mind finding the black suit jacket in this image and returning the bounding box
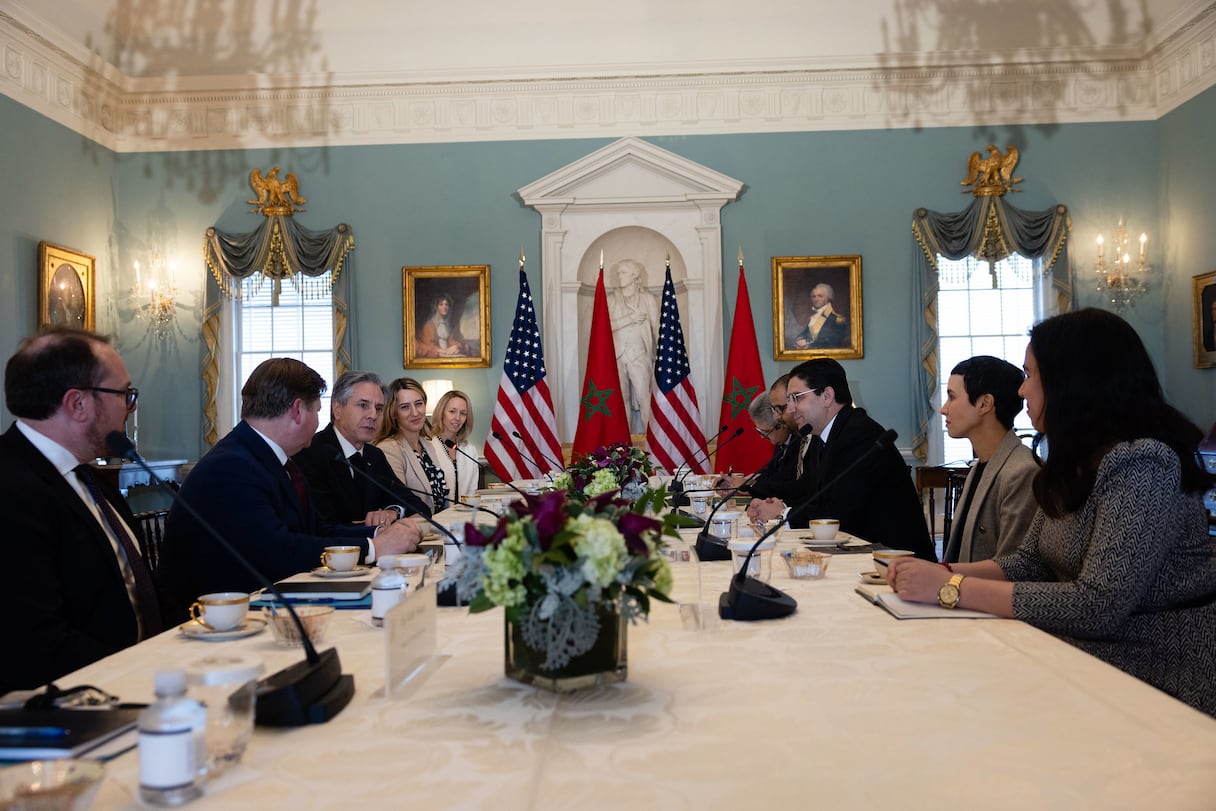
[747,434,804,501]
[787,406,935,560]
[0,424,143,693]
[159,421,372,620]
[291,424,430,525]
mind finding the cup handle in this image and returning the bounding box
[320,552,330,568]
[188,602,214,630]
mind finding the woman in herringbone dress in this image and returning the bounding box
[888,309,1216,715]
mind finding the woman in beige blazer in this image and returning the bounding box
[375,378,448,514]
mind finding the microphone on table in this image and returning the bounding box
[492,431,555,481]
[105,431,352,727]
[692,472,763,562]
[719,428,898,622]
[672,427,746,516]
[669,424,728,508]
[510,430,565,477]
[334,450,474,606]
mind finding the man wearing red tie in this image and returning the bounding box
[1,328,161,693]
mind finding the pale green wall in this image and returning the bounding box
[3,90,1212,461]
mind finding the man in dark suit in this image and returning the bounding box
[748,358,935,560]
[793,283,848,349]
[292,370,430,525]
[2,328,162,693]
[160,359,421,619]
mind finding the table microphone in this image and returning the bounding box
[669,424,728,507]
[104,432,353,727]
[692,473,761,561]
[492,431,555,480]
[510,430,565,476]
[719,428,898,622]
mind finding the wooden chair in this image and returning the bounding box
[131,509,169,574]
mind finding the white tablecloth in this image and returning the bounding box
[64,535,1216,810]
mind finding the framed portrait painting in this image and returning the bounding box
[403,265,491,369]
[1194,270,1216,369]
[772,255,863,360]
[38,241,95,331]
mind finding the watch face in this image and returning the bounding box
[939,584,960,606]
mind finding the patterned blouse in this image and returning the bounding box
[416,446,449,511]
[996,439,1216,716]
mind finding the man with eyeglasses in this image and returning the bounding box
[1,328,162,693]
[747,358,935,560]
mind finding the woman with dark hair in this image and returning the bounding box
[888,308,1216,715]
[374,378,449,513]
[416,294,470,358]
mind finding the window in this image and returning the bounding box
[935,254,1038,464]
[227,273,335,428]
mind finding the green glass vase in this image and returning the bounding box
[504,606,627,691]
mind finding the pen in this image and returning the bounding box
[0,726,69,738]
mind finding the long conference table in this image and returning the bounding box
[62,522,1216,810]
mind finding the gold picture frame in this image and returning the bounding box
[772,255,863,360]
[1194,270,1216,369]
[38,241,95,332]
[403,265,491,368]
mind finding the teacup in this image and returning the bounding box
[461,495,482,511]
[321,545,361,572]
[189,592,250,631]
[809,518,840,541]
[871,549,915,582]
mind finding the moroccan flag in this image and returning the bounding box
[484,268,565,481]
[715,265,770,473]
[572,269,631,455]
[645,266,707,474]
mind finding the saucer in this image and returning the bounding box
[178,616,267,642]
[310,566,369,578]
[858,571,888,586]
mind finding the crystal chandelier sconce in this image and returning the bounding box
[1095,219,1149,313]
[132,255,178,339]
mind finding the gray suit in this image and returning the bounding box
[944,430,1039,563]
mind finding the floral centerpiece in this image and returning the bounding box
[551,442,655,502]
[442,487,679,690]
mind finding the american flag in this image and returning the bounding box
[485,268,564,481]
[645,266,708,474]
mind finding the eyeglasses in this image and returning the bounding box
[81,386,139,411]
[786,388,822,405]
[754,425,776,438]
[770,403,787,414]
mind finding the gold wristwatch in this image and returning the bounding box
[938,573,965,609]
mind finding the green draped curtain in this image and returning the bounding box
[910,196,1072,462]
[200,216,356,447]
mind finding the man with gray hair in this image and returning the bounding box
[794,283,848,349]
[292,370,430,526]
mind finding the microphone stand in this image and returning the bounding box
[491,431,555,481]
[510,430,565,477]
[105,432,353,727]
[693,474,760,561]
[719,428,898,622]
[672,427,745,526]
[669,424,728,510]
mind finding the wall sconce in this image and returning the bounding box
[1095,219,1149,313]
[422,379,453,417]
[131,254,178,339]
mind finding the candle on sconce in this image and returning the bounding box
[1139,233,1147,259]
[1096,235,1104,260]
[134,260,141,284]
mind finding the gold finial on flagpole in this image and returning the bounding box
[519,249,525,268]
[599,249,604,270]
[738,247,744,267]
[665,253,670,268]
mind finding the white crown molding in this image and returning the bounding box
[3,8,1216,153]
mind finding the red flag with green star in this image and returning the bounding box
[715,265,770,473]
[572,269,631,455]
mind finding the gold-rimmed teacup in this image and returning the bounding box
[320,546,361,572]
[189,592,250,631]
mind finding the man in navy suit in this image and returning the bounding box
[292,371,430,527]
[160,358,421,619]
[2,328,161,693]
[747,358,935,560]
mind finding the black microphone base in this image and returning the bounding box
[694,531,732,562]
[718,576,797,621]
[255,647,355,727]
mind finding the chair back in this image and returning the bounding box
[132,509,169,573]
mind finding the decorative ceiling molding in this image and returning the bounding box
[3,8,1215,153]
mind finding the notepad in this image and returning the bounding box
[0,707,141,760]
[273,572,374,600]
[854,585,999,620]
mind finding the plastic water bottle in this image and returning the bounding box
[139,669,207,806]
[371,555,406,626]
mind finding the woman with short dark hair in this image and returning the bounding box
[888,308,1216,715]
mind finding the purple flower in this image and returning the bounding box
[464,519,507,548]
[617,512,661,555]
[529,491,568,548]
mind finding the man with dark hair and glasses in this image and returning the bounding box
[748,358,935,560]
[1,327,162,693]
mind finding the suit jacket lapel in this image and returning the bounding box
[235,421,312,530]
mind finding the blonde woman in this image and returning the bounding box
[426,389,480,503]
[374,378,448,514]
